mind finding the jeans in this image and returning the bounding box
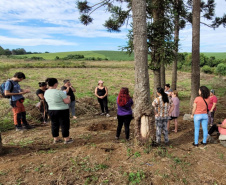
[69,100,76,117]
[155,118,169,143]
[194,114,208,144]
[98,97,109,113]
[116,115,132,139]
[208,111,215,125]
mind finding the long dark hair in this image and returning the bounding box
[117,87,131,107]
[199,86,210,99]
[157,87,169,103]
[45,78,58,87]
[38,82,47,87]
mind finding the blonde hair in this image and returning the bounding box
[173,90,178,97]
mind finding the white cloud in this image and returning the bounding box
[0,36,76,46]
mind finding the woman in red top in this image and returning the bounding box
[191,86,210,146]
[208,89,218,126]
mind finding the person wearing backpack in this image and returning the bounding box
[4,72,32,131]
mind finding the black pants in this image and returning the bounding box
[48,109,70,138]
[116,114,132,139]
[208,124,219,135]
[98,97,109,113]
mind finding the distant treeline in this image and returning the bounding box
[178,52,226,76]
[0,46,49,56]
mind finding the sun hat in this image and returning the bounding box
[98,80,104,84]
[210,89,215,94]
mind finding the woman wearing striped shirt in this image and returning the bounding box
[152,87,174,145]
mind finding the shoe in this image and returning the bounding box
[106,114,110,117]
[192,142,198,147]
[200,141,207,146]
[100,113,105,116]
[64,138,74,144]
[53,139,63,144]
[115,136,119,140]
[16,127,23,131]
[23,124,33,129]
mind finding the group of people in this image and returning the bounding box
[3,72,226,146]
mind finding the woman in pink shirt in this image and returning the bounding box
[207,119,226,142]
[208,89,218,126]
[168,90,180,132]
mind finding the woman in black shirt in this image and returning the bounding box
[95,80,110,117]
[36,82,48,123]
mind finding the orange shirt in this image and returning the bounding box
[194,96,210,114]
[219,119,226,135]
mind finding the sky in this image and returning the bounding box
[0,0,225,53]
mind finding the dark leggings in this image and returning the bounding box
[48,109,70,138]
[208,124,219,135]
[98,97,109,113]
[116,114,132,139]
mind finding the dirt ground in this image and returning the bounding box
[0,97,226,185]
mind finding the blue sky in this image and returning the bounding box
[0,0,225,53]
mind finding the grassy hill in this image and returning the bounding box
[14,50,226,61]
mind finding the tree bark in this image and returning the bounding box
[190,0,200,107]
[171,0,179,91]
[160,63,165,88]
[132,0,155,144]
[0,132,2,155]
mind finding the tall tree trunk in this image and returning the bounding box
[0,132,2,155]
[171,0,179,91]
[160,63,165,88]
[152,0,161,97]
[132,0,154,144]
[190,0,200,107]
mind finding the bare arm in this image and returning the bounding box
[103,87,108,97]
[210,103,217,112]
[63,96,71,104]
[70,86,76,92]
[38,93,45,100]
[168,103,174,115]
[191,103,197,119]
[5,89,30,96]
[217,124,226,129]
[94,87,99,98]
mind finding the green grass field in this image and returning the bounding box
[12,50,226,61]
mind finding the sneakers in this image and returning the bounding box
[100,113,105,116]
[192,142,198,147]
[53,139,63,144]
[16,126,23,131]
[115,136,119,140]
[106,114,110,117]
[23,124,33,130]
[64,138,74,144]
[200,141,207,146]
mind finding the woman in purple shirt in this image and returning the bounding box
[116,87,133,141]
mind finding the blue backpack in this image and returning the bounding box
[0,80,14,98]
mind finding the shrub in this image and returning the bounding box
[202,65,214,74]
[30,56,45,61]
[215,63,226,76]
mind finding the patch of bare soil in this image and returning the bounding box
[0,97,226,185]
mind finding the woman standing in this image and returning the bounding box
[116,88,133,141]
[208,89,218,126]
[44,78,73,144]
[36,82,48,123]
[167,90,180,132]
[191,86,210,146]
[61,79,77,119]
[95,80,110,117]
[152,87,174,145]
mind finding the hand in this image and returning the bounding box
[24,89,31,93]
[191,115,194,119]
[67,96,71,99]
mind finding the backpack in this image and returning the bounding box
[0,80,14,98]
